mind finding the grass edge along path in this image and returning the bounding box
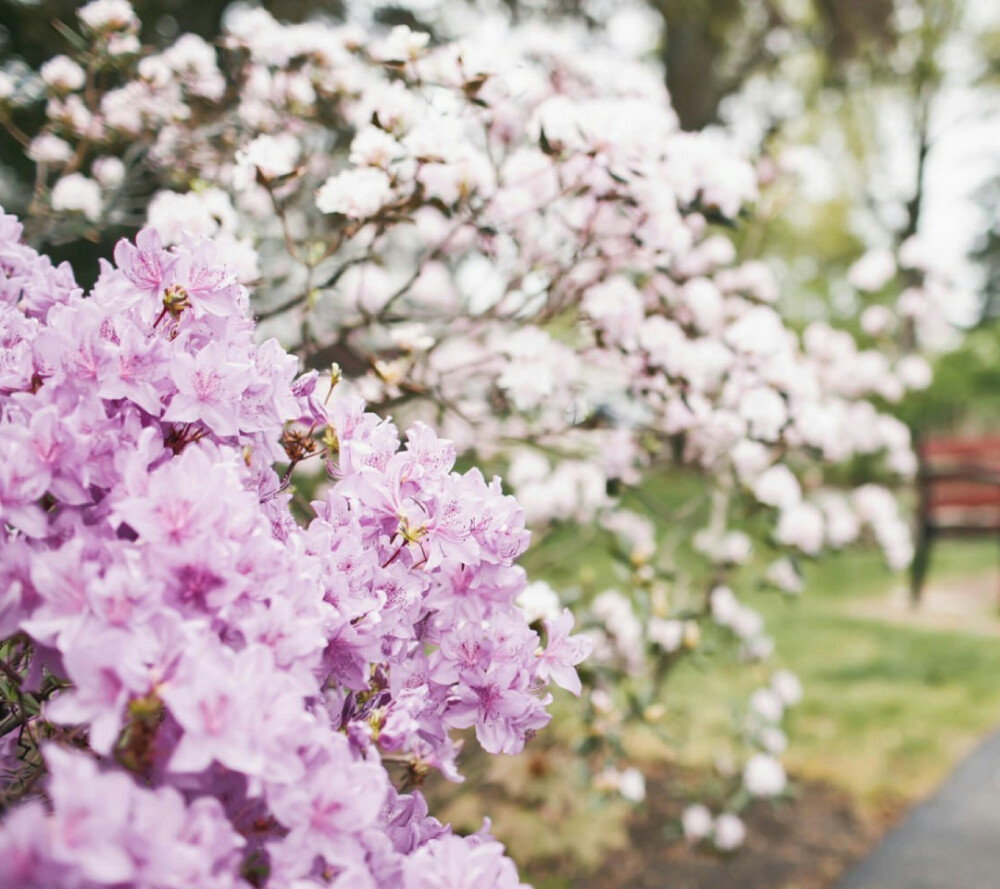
[657,539,1000,816]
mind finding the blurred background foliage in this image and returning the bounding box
[3,0,996,437]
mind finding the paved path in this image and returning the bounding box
[837,728,1000,889]
[850,573,1000,638]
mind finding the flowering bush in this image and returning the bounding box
[0,0,948,858]
[0,212,589,887]
[7,3,924,532]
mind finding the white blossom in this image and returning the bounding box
[682,804,713,841]
[78,0,138,32]
[766,558,803,594]
[849,248,897,292]
[647,618,684,653]
[50,174,102,221]
[316,168,393,218]
[618,768,646,803]
[28,134,73,165]
[236,134,301,184]
[775,502,825,555]
[753,465,802,510]
[748,688,784,724]
[516,581,562,625]
[713,813,746,851]
[743,753,786,797]
[771,670,803,706]
[92,156,126,188]
[897,355,932,390]
[40,55,86,92]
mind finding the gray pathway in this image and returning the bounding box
[837,728,1000,889]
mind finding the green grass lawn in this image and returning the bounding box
[751,539,1000,810]
[590,533,999,813]
[524,471,1000,815]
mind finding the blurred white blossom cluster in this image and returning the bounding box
[681,669,803,852]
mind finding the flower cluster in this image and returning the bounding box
[0,213,587,887]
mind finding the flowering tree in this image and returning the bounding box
[0,0,945,857]
[0,212,590,886]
